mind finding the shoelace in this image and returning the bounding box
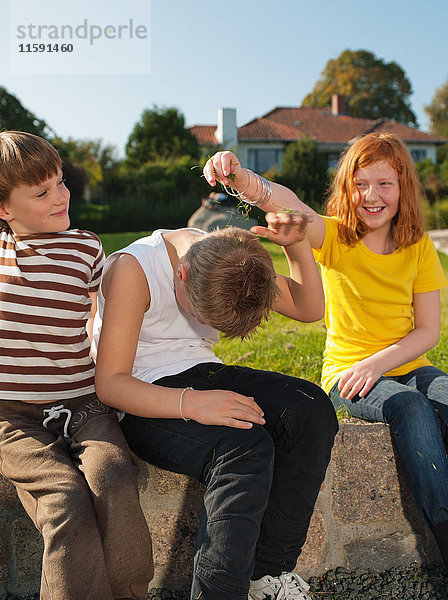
[277,572,311,599]
[43,404,73,438]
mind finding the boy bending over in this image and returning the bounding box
[93,215,338,600]
[0,131,152,600]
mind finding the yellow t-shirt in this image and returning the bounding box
[314,216,448,393]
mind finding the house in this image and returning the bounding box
[189,95,447,173]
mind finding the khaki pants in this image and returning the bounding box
[0,394,153,600]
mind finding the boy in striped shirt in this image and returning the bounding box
[0,131,152,600]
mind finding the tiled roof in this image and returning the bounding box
[238,117,307,141]
[367,119,447,143]
[190,108,448,146]
[259,107,378,144]
[255,107,447,145]
[189,125,218,145]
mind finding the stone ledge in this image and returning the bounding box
[0,421,442,596]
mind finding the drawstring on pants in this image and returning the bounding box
[43,405,73,438]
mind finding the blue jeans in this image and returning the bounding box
[330,365,448,528]
[121,363,338,600]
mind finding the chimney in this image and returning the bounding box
[331,94,347,116]
[215,108,237,150]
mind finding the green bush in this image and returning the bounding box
[70,193,202,233]
[69,154,212,233]
[432,198,448,230]
[271,138,329,213]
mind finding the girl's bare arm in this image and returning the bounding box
[203,151,326,248]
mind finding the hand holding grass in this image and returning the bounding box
[203,151,314,217]
[203,151,248,190]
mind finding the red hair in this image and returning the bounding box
[326,133,425,246]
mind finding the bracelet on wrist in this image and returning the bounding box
[218,169,272,209]
[241,173,272,208]
[220,169,252,199]
[179,387,193,422]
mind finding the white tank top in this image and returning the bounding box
[92,229,222,383]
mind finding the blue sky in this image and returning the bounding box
[0,0,447,157]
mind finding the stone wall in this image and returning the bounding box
[0,422,442,596]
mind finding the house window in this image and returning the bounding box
[247,148,282,173]
[410,149,427,162]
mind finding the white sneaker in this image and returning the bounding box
[249,571,312,600]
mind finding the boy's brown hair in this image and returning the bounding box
[326,132,425,247]
[184,227,279,339]
[0,131,62,231]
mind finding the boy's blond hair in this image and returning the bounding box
[326,132,425,247]
[0,131,62,231]
[185,228,279,339]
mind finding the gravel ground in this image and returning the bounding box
[307,564,448,599]
[145,564,448,600]
[3,565,447,600]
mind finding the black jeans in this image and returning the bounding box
[121,363,338,600]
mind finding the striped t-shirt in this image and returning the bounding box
[0,229,104,402]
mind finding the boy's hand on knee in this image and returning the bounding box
[182,389,265,429]
[251,211,313,246]
[203,151,246,188]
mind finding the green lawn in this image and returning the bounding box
[99,232,448,384]
[99,231,153,257]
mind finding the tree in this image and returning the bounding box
[0,86,54,138]
[416,159,448,204]
[53,137,120,200]
[416,157,448,229]
[274,138,328,211]
[424,78,448,138]
[438,145,448,186]
[302,50,417,125]
[125,106,199,167]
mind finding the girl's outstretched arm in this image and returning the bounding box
[338,290,441,400]
[251,211,324,322]
[203,151,326,248]
[95,254,266,429]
